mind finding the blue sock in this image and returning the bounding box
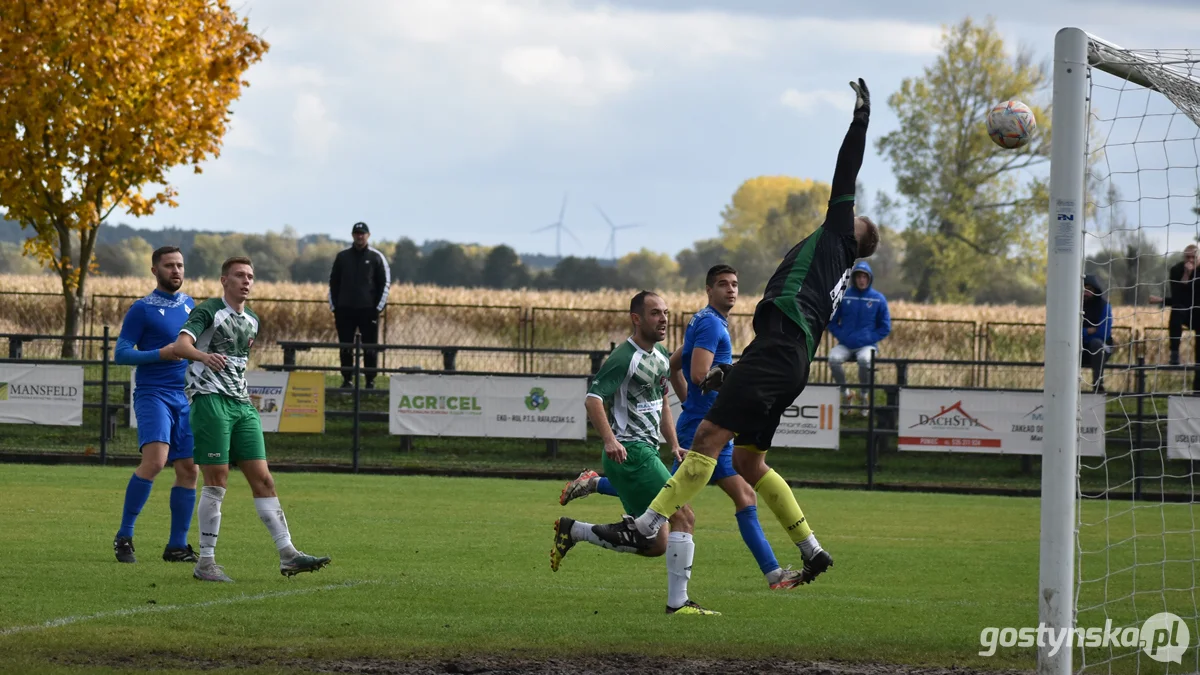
[168,486,196,549]
[117,474,154,539]
[736,505,780,574]
[596,477,619,497]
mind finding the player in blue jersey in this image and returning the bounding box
[112,246,199,564]
[560,265,803,590]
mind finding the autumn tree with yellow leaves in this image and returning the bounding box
[0,0,267,355]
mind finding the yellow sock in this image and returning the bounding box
[648,452,718,516]
[754,469,812,543]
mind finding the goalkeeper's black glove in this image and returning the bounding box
[700,363,733,395]
[849,78,870,124]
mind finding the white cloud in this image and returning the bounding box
[222,117,272,155]
[780,88,855,115]
[291,93,338,161]
[500,46,639,106]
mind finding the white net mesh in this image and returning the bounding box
[1078,38,1200,673]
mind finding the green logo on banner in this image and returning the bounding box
[525,387,549,411]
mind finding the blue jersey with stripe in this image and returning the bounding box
[677,306,733,428]
[117,290,195,390]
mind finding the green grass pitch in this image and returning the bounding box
[0,464,1195,674]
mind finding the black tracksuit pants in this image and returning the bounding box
[335,307,380,384]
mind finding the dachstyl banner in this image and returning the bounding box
[898,390,1106,456]
[0,364,84,426]
[389,374,585,440]
[668,385,840,449]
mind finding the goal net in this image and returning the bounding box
[1043,29,1200,675]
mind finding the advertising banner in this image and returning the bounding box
[390,374,585,439]
[1166,397,1200,460]
[133,370,325,433]
[668,385,839,449]
[0,364,84,426]
[898,389,1106,456]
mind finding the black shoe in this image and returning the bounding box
[340,380,353,390]
[114,536,136,563]
[798,549,833,585]
[592,515,655,552]
[163,544,199,563]
[365,380,375,390]
[550,517,576,572]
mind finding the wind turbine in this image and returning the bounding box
[595,205,642,261]
[532,192,581,258]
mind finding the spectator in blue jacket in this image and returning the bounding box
[828,260,891,405]
[1082,274,1113,393]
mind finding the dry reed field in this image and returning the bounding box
[0,274,1188,388]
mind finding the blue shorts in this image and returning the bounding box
[673,415,738,483]
[133,388,194,461]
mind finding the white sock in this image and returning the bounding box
[764,566,785,585]
[254,496,299,560]
[634,510,669,537]
[797,533,823,560]
[198,486,226,560]
[666,531,694,609]
[571,520,637,553]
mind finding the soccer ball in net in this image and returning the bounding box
[985,100,1036,149]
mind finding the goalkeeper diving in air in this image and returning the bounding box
[586,78,881,585]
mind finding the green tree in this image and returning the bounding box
[549,257,610,291]
[188,233,228,279]
[241,229,299,282]
[676,176,833,293]
[482,245,530,289]
[0,0,267,355]
[94,236,154,277]
[391,238,421,284]
[876,17,1050,302]
[290,240,342,284]
[419,244,481,287]
[0,242,42,274]
[617,248,682,292]
[675,238,730,290]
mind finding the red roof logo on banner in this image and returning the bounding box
[909,400,993,431]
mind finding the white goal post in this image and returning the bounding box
[1042,28,1200,675]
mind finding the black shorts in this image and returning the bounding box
[704,304,811,451]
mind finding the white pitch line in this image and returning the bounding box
[0,580,378,637]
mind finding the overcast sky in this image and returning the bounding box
[128,0,1200,257]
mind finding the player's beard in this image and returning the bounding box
[641,323,665,344]
[156,271,182,293]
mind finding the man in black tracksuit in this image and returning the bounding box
[329,222,391,388]
[1151,244,1200,389]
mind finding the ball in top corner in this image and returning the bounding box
[986,100,1037,149]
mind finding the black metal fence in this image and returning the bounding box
[2,332,1196,497]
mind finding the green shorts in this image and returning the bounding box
[601,440,672,517]
[190,393,267,466]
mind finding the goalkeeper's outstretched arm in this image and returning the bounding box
[829,79,871,235]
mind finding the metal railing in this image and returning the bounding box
[1,332,1197,497]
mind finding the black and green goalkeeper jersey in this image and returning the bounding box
[758,116,867,359]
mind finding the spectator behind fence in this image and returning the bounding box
[1149,244,1200,367]
[1082,275,1113,393]
[329,222,391,389]
[827,260,890,410]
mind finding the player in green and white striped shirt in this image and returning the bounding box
[173,256,330,583]
[550,291,719,616]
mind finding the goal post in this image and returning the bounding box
[1040,26,1088,675]
[1042,27,1200,675]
